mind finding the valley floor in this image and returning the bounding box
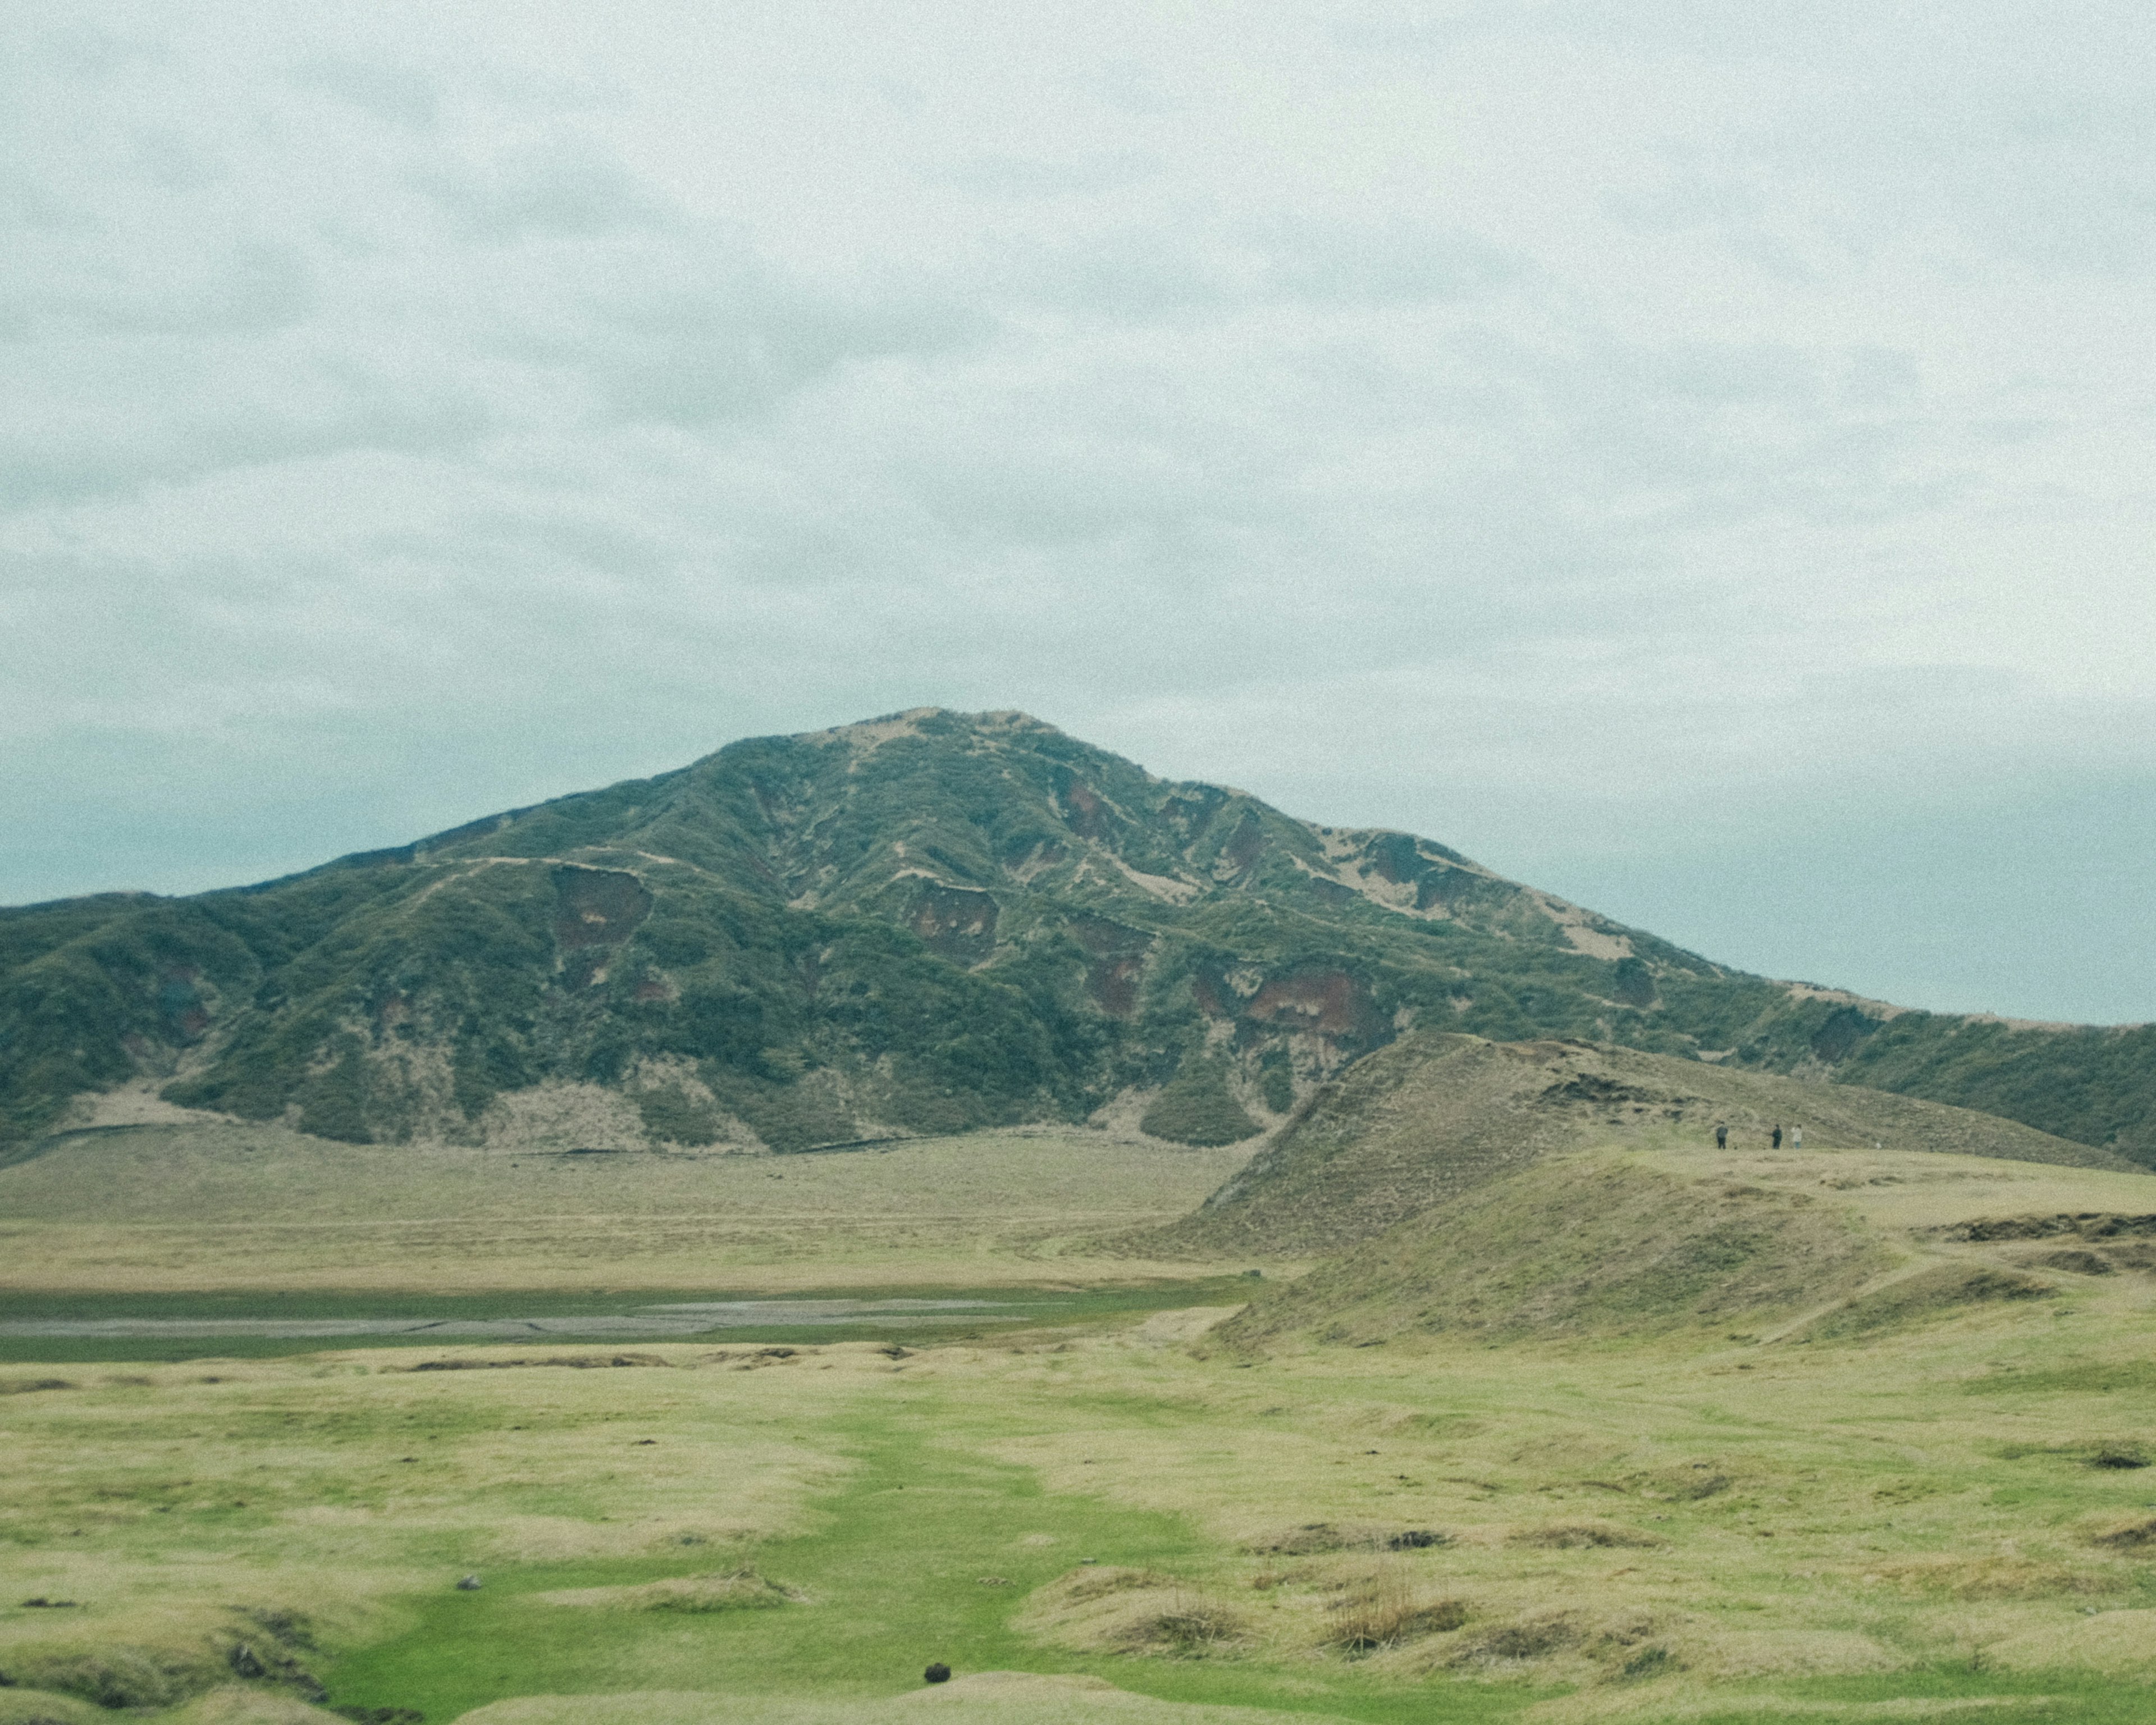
[2,1132,2154,1723]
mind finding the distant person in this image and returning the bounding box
[1792,1125,1803,1149]
[1771,1124,1783,1150]
[1715,1124,1728,1149]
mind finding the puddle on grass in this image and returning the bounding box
[0,1297,1054,1341]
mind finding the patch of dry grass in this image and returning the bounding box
[535,1568,800,1613]
[1506,1522,1663,1550]
[1318,1562,1468,1653]
[0,1126,1262,1294]
[2086,1513,2156,1550]
[1017,1569,1248,1658]
[1862,1556,2112,1599]
[0,1343,885,1715]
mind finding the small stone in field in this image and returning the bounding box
[455,1574,483,1591]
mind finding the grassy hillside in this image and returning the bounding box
[1216,1137,2156,1356]
[1149,1032,2134,1260]
[3,708,2149,1165]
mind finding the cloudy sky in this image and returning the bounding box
[6,1,2152,1024]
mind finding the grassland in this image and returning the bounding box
[0,1124,1262,1295]
[3,1124,2154,1724]
[3,1275,2154,1724]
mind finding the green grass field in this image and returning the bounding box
[3,1124,2154,1724]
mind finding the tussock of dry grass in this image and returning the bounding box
[1622,1463,1733,1502]
[1018,1569,1247,1658]
[1506,1521,1662,1550]
[1319,1563,1468,1652]
[1863,1555,2112,1599]
[2086,1512,2156,1550]
[1984,1607,2156,1679]
[537,1568,800,1613]
[1111,1605,1247,1656]
[1241,1522,1445,1555]
[1445,1608,1583,1666]
[1054,1566,1180,1604]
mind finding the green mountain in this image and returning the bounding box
[3,708,2152,1162]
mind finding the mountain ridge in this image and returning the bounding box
[3,708,2152,1165]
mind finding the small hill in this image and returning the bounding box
[1214,1140,2156,1353]
[2,709,2150,1163]
[1216,1152,1890,1349]
[1150,1033,2135,1261]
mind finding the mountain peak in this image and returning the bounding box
[788,706,1062,752]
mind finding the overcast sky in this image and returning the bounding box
[5,1,2152,1024]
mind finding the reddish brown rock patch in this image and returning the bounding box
[908,884,1000,964]
[1061,779,1114,841]
[552,868,654,983]
[1089,956,1145,1017]
[1245,969,1377,1039]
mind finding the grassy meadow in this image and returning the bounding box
[0,1124,1263,1294]
[3,1122,2154,1723]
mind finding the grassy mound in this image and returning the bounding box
[1217,1151,1892,1349]
[1016,1568,1248,1659]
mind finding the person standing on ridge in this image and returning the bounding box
[1771,1124,1783,1149]
[1715,1124,1728,1149]
[1792,1125,1803,1149]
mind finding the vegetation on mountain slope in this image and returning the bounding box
[1,709,2149,1162]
